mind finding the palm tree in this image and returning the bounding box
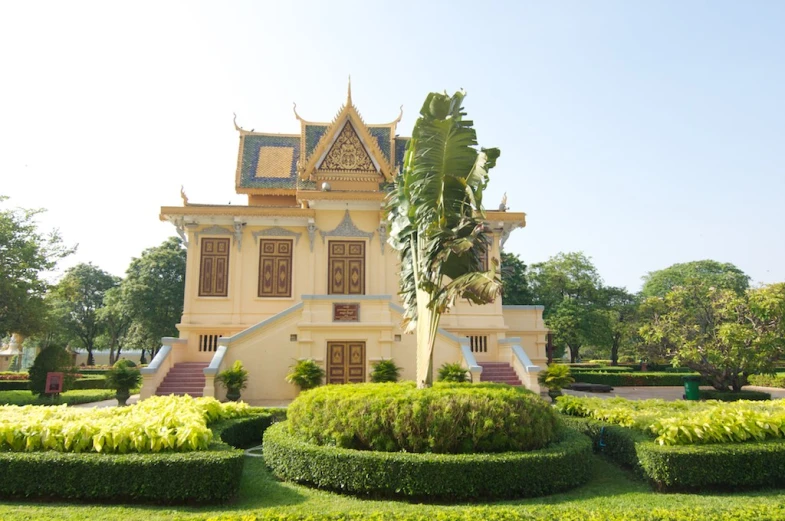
[386,91,501,388]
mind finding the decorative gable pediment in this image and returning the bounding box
[295,82,399,183]
[319,121,377,173]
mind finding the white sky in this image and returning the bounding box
[2,1,784,291]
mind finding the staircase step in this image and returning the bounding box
[155,362,208,396]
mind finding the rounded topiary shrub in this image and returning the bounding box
[287,382,558,453]
[27,345,76,396]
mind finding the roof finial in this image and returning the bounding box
[347,75,352,106]
[293,102,303,122]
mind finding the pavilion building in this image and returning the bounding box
[140,87,547,402]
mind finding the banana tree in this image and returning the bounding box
[386,91,501,388]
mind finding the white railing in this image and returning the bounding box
[459,340,483,383]
[139,337,187,399]
[202,344,228,398]
[502,337,542,392]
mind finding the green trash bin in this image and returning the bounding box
[683,376,701,401]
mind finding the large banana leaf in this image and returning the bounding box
[386,91,501,387]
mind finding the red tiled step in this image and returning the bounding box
[155,362,208,397]
[477,362,522,386]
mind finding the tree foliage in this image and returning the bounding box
[52,263,119,366]
[640,283,785,391]
[596,286,639,365]
[500,252,534,304]
[122,237,186,355]
[386,91,501,387]
[0,197,73,337]
[528,252,606,362]
[97,286,133,365]
[641,260,750,298]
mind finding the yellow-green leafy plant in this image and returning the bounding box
[0,395,250,454]
[557,395,785,446]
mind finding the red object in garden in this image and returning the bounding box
[45,372,64,394]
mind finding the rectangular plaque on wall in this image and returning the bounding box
[333,303,360,322]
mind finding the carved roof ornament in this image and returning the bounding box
[319,210,375,243]
[180,185,189,206]
[499,192,508,211]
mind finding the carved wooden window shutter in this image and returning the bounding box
[258,239,293,298]
[199,238,230,297]
[328,241,365,295]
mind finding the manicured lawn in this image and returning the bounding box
[0,389,116,406]
[0,454,784,520]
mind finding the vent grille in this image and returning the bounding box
[198,334,223,352]
[468,335,488,353]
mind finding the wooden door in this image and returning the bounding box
[328,241,365,294]
[326,342,366,384]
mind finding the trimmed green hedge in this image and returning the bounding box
[698,389,771,401]
[638,438,785,491]
[571,371,706,387]
[263,421,592,500]
[287,382,557,453]
[203,505,785,521]
[212,408,287,449]
[0,376,107,391]
[560,416,647,470]
[561,415,785,492]
[749,374,785,388]
[0,442,244,503]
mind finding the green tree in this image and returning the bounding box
[122,237,186,357]
[0,196,73,337]
[500,252,534,304]
[641,260,750,298]
[97,286,132,365]
[387,91,501,388]
[528,252,606,362]
[52,263,119,366]
[597,286,639,366]
[640,282,785,391]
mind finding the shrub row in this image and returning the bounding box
[287,382,558,453]
[749,374,785,388]
[0,376,108,391]
[698,389,771,401]
[571,371,706,387]
[212,408,287,449]
[0,442,244,503]
[203,505,785,521]
[562,415,785,492]
[263,421,592,500]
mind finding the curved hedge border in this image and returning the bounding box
[563,416,785,491]
[263,421,592,500]
[0,442,243,503]
[212,408,287,449]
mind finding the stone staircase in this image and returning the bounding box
[477,362,522,386]
[155,362,209,397]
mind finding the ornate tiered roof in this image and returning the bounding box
[235,80,408,199]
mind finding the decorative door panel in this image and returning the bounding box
[258,239,293,297]
[328,241,365,295]
[199,238,230,297]
[327,342,365,384]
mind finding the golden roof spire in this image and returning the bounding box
[347,75,352,106]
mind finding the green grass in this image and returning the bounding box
[0,389,117,406]
[0,454,784,520]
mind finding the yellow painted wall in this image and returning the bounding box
[145,206,541,400]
